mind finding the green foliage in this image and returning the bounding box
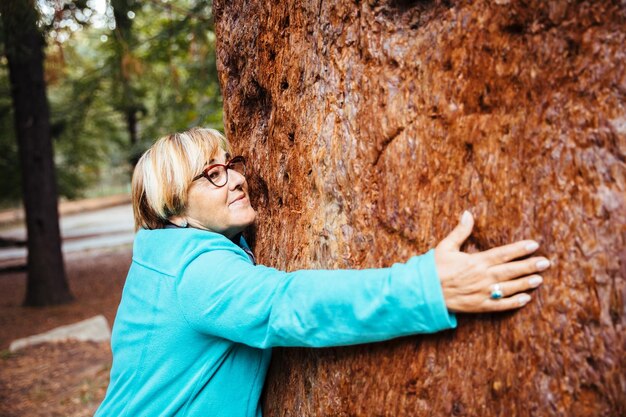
[0,0,223,205]
[108,0,223,149]
[48,47,128,199]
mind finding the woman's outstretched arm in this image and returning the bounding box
[175,211,549,349]
[176,247,455,349]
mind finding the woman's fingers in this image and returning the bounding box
[483,293,533,312]
[488,257,551,281]
[438,211,474,251]
[481,239,540,265]
[488,275,543,299]
[435,211,550,314]
[478,274,544,312]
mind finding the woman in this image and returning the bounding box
[95,127,549,417]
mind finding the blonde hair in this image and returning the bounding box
[132,127,232,230]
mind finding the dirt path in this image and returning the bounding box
[0,246,131,416]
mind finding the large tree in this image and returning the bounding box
[214,0,625,415]
[1,0,72,306]
[109,0,144,158]
[106,0,220,165]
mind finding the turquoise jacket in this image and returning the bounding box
[95,228,456,417]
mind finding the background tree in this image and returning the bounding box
[0,65,21,204]
[0,0,222,206]
[214,0,625,415]
[104,0,219,165]
[0,0,72,306]
[0,0,223,303]
[109,0,144,163]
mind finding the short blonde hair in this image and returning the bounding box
[132,127,232,230]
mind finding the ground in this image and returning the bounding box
[0,246,132,416]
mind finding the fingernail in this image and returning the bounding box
[518,294,532,305]
[462,210,472,225]
[536,259,550,270]
[529,276,543,287]
[525,241,539,252]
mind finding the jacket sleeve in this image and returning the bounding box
[175,248,457,349]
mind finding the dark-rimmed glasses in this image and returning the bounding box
[192,156,246,188]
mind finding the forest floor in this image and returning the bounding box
[0,246,131,416]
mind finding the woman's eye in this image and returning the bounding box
[208,169,222,180]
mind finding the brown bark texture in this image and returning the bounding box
[214,1,625,415]
[1,0,72,306]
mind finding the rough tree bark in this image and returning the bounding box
[1,0,72,306]
[214,1,625,415]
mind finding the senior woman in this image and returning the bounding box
[95,127,550,417]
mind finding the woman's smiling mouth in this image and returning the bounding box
[229,195,247,207]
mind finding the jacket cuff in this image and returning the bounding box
[412,249,457,330]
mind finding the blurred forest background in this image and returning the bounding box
[1,2,223,412]
[0,0,222,208]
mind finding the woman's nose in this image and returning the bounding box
[227,168,246,189]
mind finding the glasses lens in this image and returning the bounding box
[229,157,246,176]
[206,166,227,187]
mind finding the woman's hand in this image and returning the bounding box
[435,211,550,313]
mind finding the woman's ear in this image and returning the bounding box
[168,215,188,228]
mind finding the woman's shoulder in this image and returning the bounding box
[132,228,249,276]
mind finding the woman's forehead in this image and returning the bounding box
[208,149,231,165]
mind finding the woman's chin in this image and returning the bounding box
[237,207,257,228]
[246,209,257,226]
[226,213,257,240]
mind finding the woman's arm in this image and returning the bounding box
[175,248,455,349]
[175,211,549,349]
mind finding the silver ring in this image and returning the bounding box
[490,284,503,300]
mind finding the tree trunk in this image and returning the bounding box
[1,0,73,306]
[111,0,141,155]
[214,0,625,416]
[126,108,139,145]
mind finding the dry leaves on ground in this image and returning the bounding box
[0,246,131,416]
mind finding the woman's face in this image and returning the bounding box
[181,148,257,239]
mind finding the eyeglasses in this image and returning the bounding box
[192,156,246,188]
